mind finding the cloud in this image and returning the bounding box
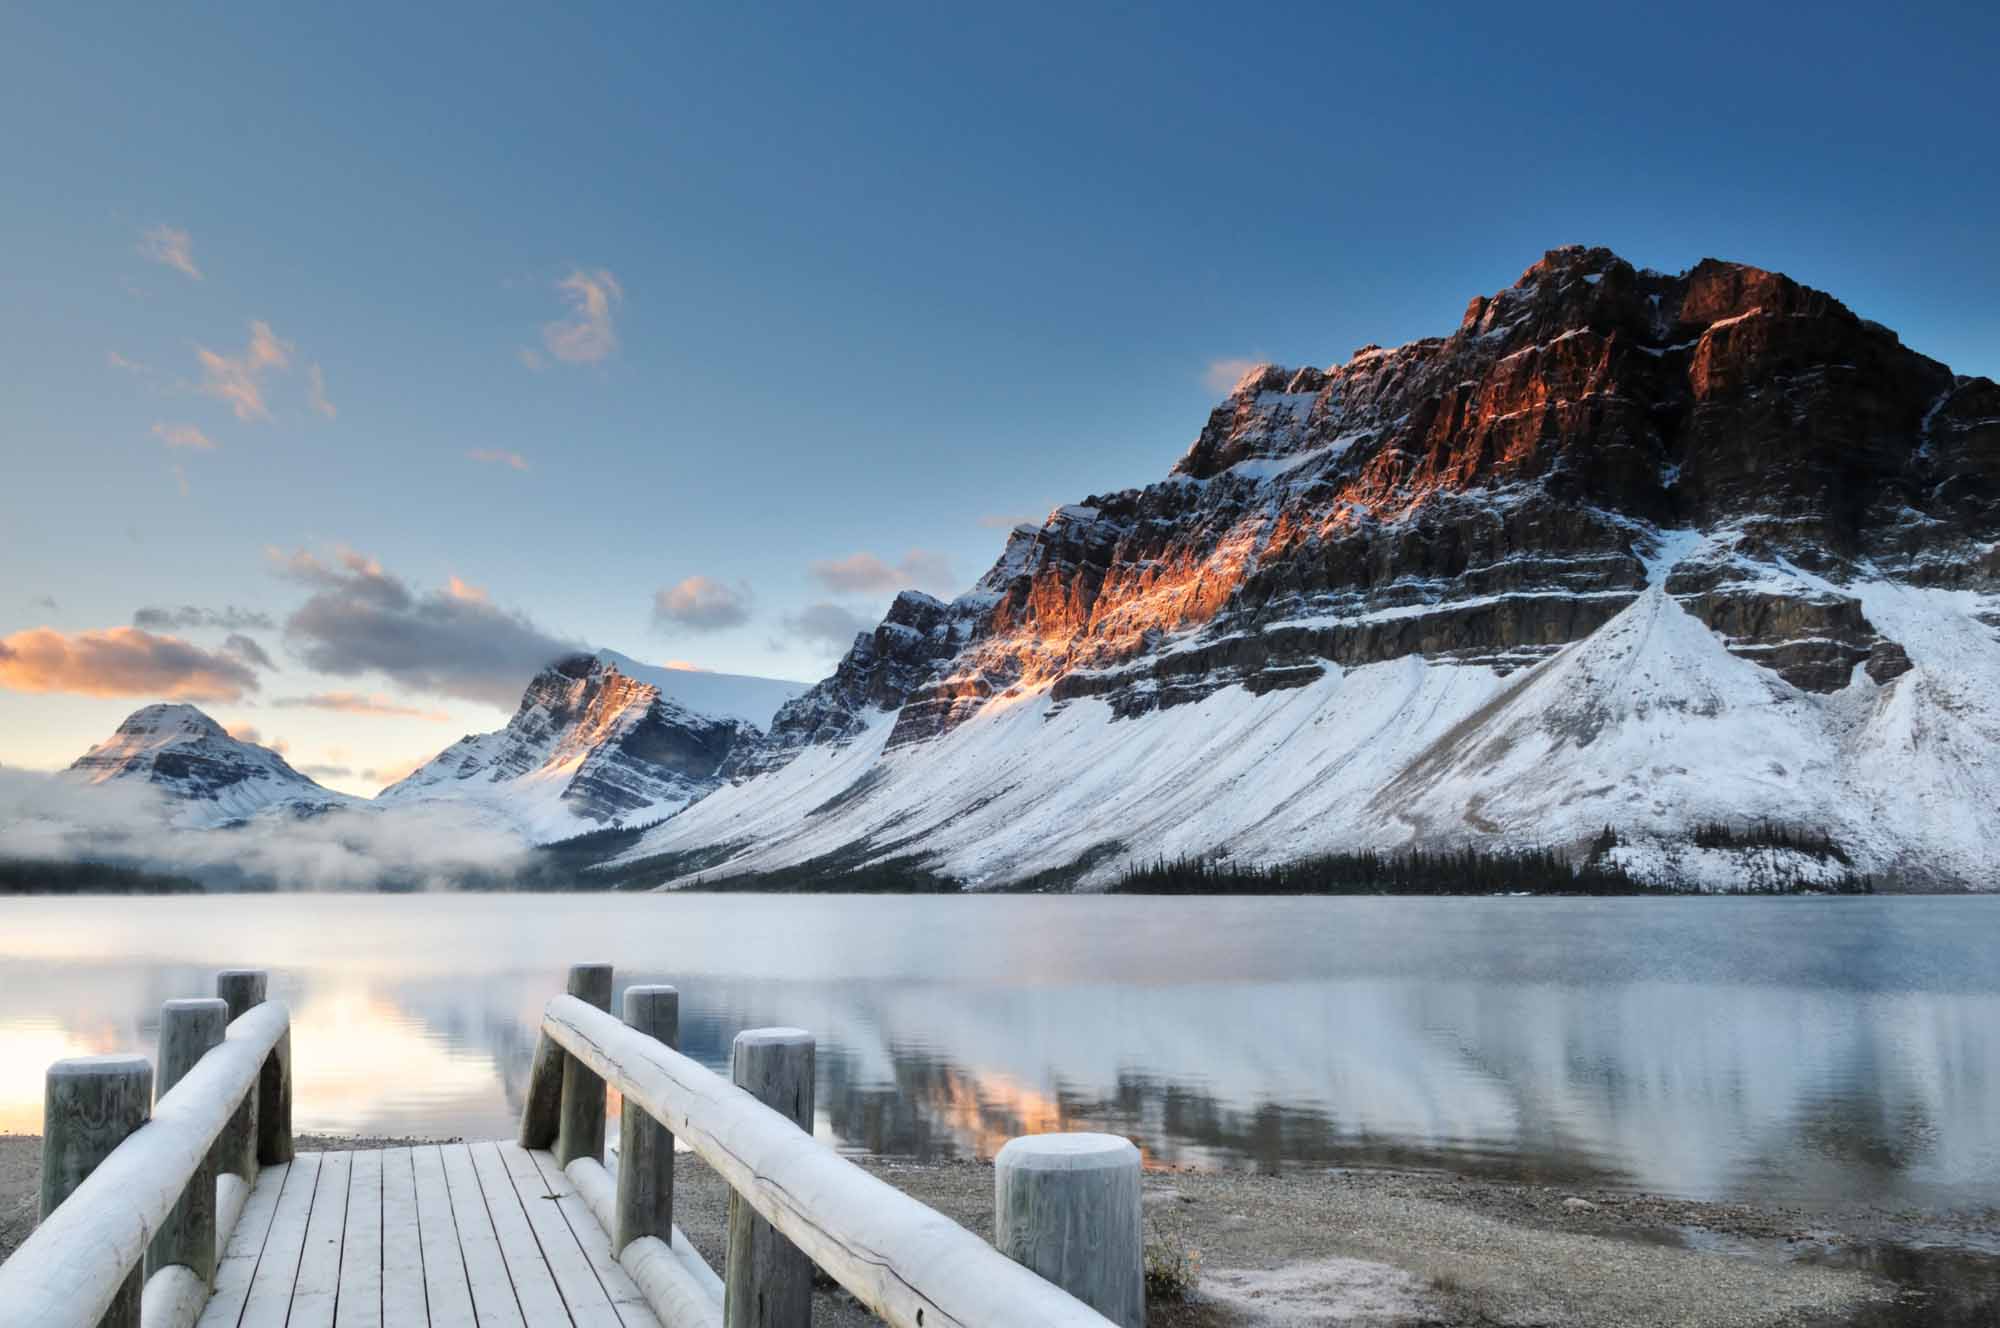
[307,364,336,419]
[978,512,1044,530]
[197,320,292,422]
[361,754,433,787]
[133,605,276,632]
[33,595,59,611]
[273,691,450,722]
[661,659,709,672]
[225,723,288,755]
[222,633,278,671]
[108,351,157,376]
[542,268,622,364]
[466,449,530,472]
[445,576,487,603]
[152,422,217,451]
[781,601,875,653]
[517,348,545,372]
[652,576,752,632]
[273,546,583,707]
[1203,357,1268,394]
[173,464,190,498]
[297,763,354,780]
[809,550,955,596]
[138,225,201,280]
[0,626,262,701]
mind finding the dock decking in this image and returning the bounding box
[198,1143,661,1328]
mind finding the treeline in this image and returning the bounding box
[0,858,205,895]
[1111,846,1654,896]
[1690,821,1852,864]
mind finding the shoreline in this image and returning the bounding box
[5,1132,1993,1326]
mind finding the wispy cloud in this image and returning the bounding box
[225,723,289,755]
[133,605,276,632]
[1202,356,1267,394]
[809,550,955,596]
[652,576,753,632]
[152,422,217,451]
[108,351,157,376]
[221,633,278,671]
[0,626,261,701]
[542,268,622,364]
[172,464,190,498]
[780,601,874,653]
[466,449,530,472]
[197,321,293,422]
[273,691,451,722]
[138,225,201,281]
[307,364,336,419]
[516,347,545,372]
[360,753,433,788]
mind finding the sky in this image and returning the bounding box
[2,1,1995,794]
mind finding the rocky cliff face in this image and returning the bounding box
[67,704,353,827]
[620,247,2000,890]
[380,654,760,839]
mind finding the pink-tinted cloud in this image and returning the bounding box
[226,723,290,756]
[273,691,451,722]
[307,364,336,419]
[152,422,216,451]
[542,268,622,364]
[809,550,955,596]
[197,321,292,422]
[138,225,201,280]
[467,449,530,471]
[0,627,261,701]
[652,576,752,632]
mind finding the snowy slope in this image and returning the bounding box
[612,538,2000,891]
[594,649,807,729]
[66,704,357,829]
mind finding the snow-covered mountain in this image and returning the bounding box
[611,247,2000,891]
[377,654,805,841]
[66,704,356,827]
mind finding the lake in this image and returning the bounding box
[1,892,1995,1208]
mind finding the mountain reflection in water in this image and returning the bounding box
[0,893,1994,1207]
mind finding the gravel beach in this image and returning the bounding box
[4,1132,1993,1326]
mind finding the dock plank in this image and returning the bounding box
[413,1144,478,1328]
[496,1141,624,1328]
[237,1151,324,1328]
[379,1147,428,1328]
[471,1140,575,1328]
[197,1161,293,1328]
[442,1142,527,1328]
[290,1150,352,1328]
[337,1148,384,1328]
[527,1148,661,1328]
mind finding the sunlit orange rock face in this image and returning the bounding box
[757,246,1998,761]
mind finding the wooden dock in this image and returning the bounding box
[196,1143,663,1328]
[0,964,1145,1328]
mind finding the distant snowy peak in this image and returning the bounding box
[378,653,772,841]
[68,703,353,828]
[592,649,807,728]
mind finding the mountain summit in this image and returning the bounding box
[67,704,354,827]
[614,247,2000,891]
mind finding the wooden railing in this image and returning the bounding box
[521,963,1142,1328]
[0,970,293,1328]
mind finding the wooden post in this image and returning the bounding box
[725,1028,814,1328]
[256,1022,293,1165]
[554,962,614,1167]
[994,1134,1145,1328]
[615,984,679,1254]
[214,969,266,1181]
[148,998,227,1286]
[43,1054,153,1328]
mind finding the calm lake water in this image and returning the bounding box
[1,893,1995,1207]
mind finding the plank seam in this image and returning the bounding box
[214,1162,292,1328]
[527,1148,635,1326]
[278,1153,324,1328]
[495,1143,582,1325]
[463,1143,536,1327]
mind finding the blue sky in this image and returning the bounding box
[3,2,1994,790]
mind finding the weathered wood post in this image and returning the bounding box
[616,984,678,1254]
[147,997,228,1285]
[214,969,266,1181]
[994,1133,1146,1328]
[43,1054,154,1328]
[725,1028,815,1328]
[555,962,615,1167]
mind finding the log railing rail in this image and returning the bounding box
[522,964,1138,1328]
[0,970,292,1328]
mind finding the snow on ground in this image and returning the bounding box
[595,649,807,729]
[615,579,2000,890]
